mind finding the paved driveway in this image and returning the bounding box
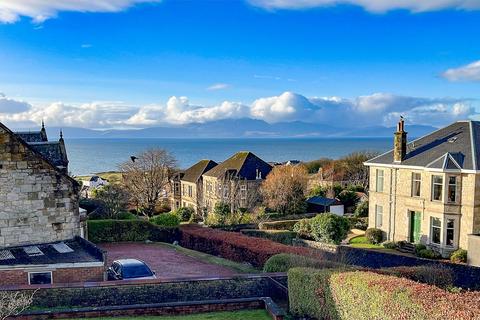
[98,243,236,280]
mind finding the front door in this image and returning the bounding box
[409,211,421,243]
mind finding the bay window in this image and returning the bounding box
[447,176,458,203]
[446,218,455,247]
[430,217,441,244]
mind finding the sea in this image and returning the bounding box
[66,138,392,176]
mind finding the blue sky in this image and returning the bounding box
[0,0,480,129]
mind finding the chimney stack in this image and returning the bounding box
[394,116,407,163]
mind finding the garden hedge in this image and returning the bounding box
[263,253,345,273]
[180,225,325,268]
[240,229,298,245]
[87,219,180,243]
[378,265,454,289]
[288,268,480,320]
[258,219,300,231]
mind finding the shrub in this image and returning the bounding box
[259,219,300,231]
[180,225,325,268]
[382,241,397,249]
[353,200,368,217]
[293,219,313,239]
[307,214,350,244]
[263,253,345,272]
[417,248,441,259]
[116,211,137,220]
[379,265,454,289]
[241,229,297,245]
[289,268,480,320]
[80,198,104,214]
[450,249,467,263]
[87,220,179,243]
[174,207,194,222]
[415,243,427,254]
[150,213,180,227]
[309,185,328,197]
[365,228,383,244]
[346,217,368,230]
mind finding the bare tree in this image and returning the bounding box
[119,148,177,217]
[261,164,308,215]
[218,170,262,215]
[0,290,36,320]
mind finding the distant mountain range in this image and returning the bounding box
[33,118,436,139]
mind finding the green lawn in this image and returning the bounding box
[68,310,271,320]
[349,235,386,249]
[76,171,123,185]
[157,242,259,274]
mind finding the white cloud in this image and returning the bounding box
[442,60,480,82]
[0,92,476,129]
[248,0,480,13]
[0,0,160,23]
[207,83,229,91]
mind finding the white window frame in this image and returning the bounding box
[411,172,421,197]
[28,271,53,285]
[375,205,383,228]
[430,217,442,245]
[447,176,459,204]
[376,169,384,193]
[431,175,443,202]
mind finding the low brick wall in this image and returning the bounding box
[14,298,285,320]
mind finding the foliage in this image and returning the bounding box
[263,253,345,272]
[180,225,324,268]
[0,290,36,320]
[365,228,383,244]
[353,200,369,217]
[174,207,195,222]
[378,265,454,289]
[415,243,427,254]
[450,249,467,263]
[417,249,441,259]
[87,219,179,243]
[304,158,332,174]
[93,184,130,219]
[295,214,350,244]
[336,190,359,208]
[241,229,298,245]
[346,217,368,230]
[258,219,300,231]
[261,164,308,215]
[382,241,397,249]
[116,211,138,220]
[150,213,181,227]
[289,268,480,320]
[79,198,104,214]
[309,185,328,197]
[206,202,253,226]
[65,310,273,320]
[119,148,177,216]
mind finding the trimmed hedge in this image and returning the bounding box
[288,268,480,320]
[263,253,345,273]
[240,229,298,245]
[378,265,454,289]
[180,225,325,268]
[150,213,181,227]
[87,220,179,243]
[258,219,300,231]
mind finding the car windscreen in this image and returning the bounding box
[122,263,153,278]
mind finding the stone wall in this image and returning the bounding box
[0,128,81,247]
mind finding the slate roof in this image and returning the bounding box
[203,151,273,180]
[181,159,218,183]
[28,141,69,168]
[0,237,104,267]
[306,196,342,206]
[15,131,47,142]
[365,121,480,171]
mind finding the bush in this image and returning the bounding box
[150,213,180,227]
[116,211,137,220]
[346,217,368,230]
[180,225,325,268]
[87,220,179,243]
[417,248,441,259]
[174,207,194,222]
[353,200,368,218]
[450,249,467,263]
[379,265,454,289]
[289,268,480,320]
[382,241,397,249]
[415,243,427,254]
[365,228,383,244]
[306,214,350,244]
[80,198,104,214]
[259,219,300,231]
[263,253,345,272]
[241,229,298,245]
[293,219,313,240]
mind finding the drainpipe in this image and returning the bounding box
[389,168,393,240]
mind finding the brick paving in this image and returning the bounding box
[98,243,236,279]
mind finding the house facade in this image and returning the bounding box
[180,160,217,215]
[365,119,480,259]
[0,122,105,286]
[203,152,272,214]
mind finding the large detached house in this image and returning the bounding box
[365,118,480,263]
[0,122,105,287]
[180,160,218,215]
[203,151,272,213]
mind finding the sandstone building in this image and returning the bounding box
[0,122,104,286]
[365,118,480,262]
[180,159,217,216]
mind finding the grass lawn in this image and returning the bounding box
[76,171,122,185]
[349,235,388,250]
[157,242,259,274]
[67,310,271,320]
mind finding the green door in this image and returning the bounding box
[410,211,421,243]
